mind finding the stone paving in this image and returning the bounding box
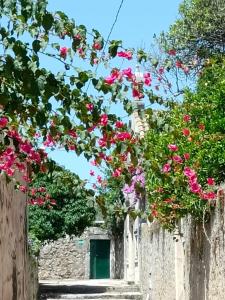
[39,279,142,300]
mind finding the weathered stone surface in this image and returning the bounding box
[140,221,176,300]
[0,173,38,300]
[139,202,225,300]
[39,227,124,280]
[39,279,142,300]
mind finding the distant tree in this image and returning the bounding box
[28,161,96,243]
[160,0,225,64]
[96,175,126,237]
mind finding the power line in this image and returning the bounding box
[102,0,125,55]
[85,0,125,93]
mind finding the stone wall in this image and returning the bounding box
[110,232,124,279]
[139,201,225,300]
[0,173,38,300]
[39,227,124,280]
[39,233,89,280]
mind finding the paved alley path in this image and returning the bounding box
[39,279,143,300]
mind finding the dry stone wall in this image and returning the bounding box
[140,201,225,300]
[39,234,89,280]
[39,227,124,280]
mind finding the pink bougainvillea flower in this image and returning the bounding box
[86,103,94,111]
[115,120,124,128]
[105,155,113,162]
[98,136,107,147]
[43,134,55,147]
[200,191,216,200]
[20,141,32,154]
[162,163,171,173]
[122,68,134,80]
[68,144,76,151]
[68,129,77,138]
[143,72,152,86]
[105,75,116,85]
[183,167,196,178]
[117,51,133,60]
[0,117,8,127]
[168,49,176,56]
[183,153,190,160]
[74,33,82,40]
[111,69,121,79]
[90,160,98,166]
[19,185,27,193]
[59,47,68,59]
[198,123,205,131]
[112,168,122,177]
[104,69,121,85]
[87,125,96,133]
[90,170,95,176]
[172,155,183,164]
[98,152,106,159]
[93,58,99,64]
[207,178,215,186]
[77,47,85,57]
[189,182,202,194]
[175,61,182,68]
[116,132,131,141]
[7,129,22,141]
[92,42,102,50]
[99,114,108,126]
[183,114,191,122]
[5,168,14,176]
[123,183,134,194]
[182,128,190,136]
[38,187,46,193]
[15,162,26,172]
[34,132,41,138]
[158,67,164,75]
[97,175,102,183]
[182,66,189,74]
[164,198,173,203]
[50,199,57,206]
[168,144,178,151]
[132,87,144,99]
[156,187,164,193]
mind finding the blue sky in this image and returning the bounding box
[46,0,182,180]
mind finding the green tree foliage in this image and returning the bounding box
[28,161,96,242]
[96,176,126,236]
[143,58,225,228]
[160,0,225,64]
[0,0,137,174]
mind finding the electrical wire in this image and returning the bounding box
[85,0,125,93]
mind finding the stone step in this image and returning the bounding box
[43,292,142,299]
[40,285,140,294]
[47,299,135,300]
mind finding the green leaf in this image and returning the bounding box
[42,13,54,31]
[108,40,122,57]
[32,40,41,53]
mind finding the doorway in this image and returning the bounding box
[90,239,110,279]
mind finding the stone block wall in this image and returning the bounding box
[140,222,176,300]
[139,202,225,300]
[39,234,89,280]
[0,173,38,300]
[39,227,124,280]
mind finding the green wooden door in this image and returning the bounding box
[90,239,110,279]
